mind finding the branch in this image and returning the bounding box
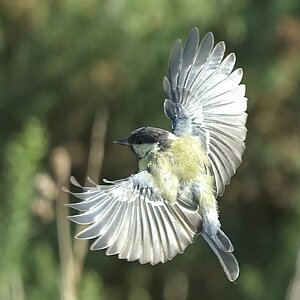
[52,147,77,300]
[73,106,109,284]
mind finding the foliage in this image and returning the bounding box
[0,119,48,299]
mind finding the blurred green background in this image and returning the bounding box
[1,0,300,299]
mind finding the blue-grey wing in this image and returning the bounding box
[64,171,201,265]
[163,28,247,196]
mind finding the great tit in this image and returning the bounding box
[65,28,247,282]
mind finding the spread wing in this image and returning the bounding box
[64,171,202,265]
[163,28,247,196]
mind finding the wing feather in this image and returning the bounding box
[164,28,247,196]
[65,171,201,265]
[146,200,164,264]
[116,202,136,258]
[185,31,214,93]
[90,201,126,250]
[177,28,199,90]
[106,202,133,255]
[105,201,131,255]
[158,204,181,259]
[128,198,143,262]
[139,199,153,264]
[152,203,170,263]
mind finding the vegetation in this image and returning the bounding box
[1,0,300,299]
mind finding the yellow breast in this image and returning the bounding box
[168,135,209,182]
[139,135,211,203]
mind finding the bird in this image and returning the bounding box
[64,28,247,282]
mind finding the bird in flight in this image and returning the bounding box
[64,28,247,282]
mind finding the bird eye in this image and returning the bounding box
[136,140,142,145]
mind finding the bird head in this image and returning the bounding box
[114,127,174,158]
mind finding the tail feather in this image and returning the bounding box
[212,229,234,253]
[201,230,239,282]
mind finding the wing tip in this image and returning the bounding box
[172,38,182,53]
[163,76,171,93]
[235,67,243,76]
[227,52,236,63]
[188,27,200,42]
[68,215,86,225]
[74,231,87,240]
[191,27,199,34]
[86,176,98,186]
[216,40,226,52]
[62,186,70,193]
[70,176,82,187]
[204,31,215,44]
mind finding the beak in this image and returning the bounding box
[113,138,130,146]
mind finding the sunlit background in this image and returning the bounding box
[1,0,300,299]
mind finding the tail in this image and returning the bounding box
[201,229,239,282]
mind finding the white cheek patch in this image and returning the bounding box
[133,143,158,157]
